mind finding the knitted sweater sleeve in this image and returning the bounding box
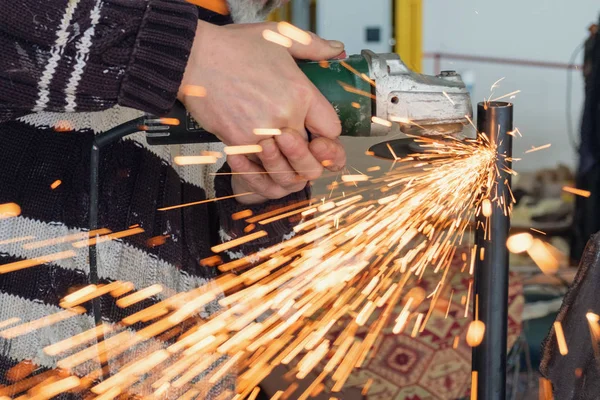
[213,162,311,262]
[0,0,199,122]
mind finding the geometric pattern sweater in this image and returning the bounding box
[0,1,305,397]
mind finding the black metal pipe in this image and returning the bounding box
[472,101,513,399]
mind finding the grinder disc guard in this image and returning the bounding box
[368,137,457,161]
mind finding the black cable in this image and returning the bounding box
[89,117,147,328]
[87,117,149,382]
[566,43,585,152]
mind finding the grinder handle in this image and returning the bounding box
[146,101,221,145]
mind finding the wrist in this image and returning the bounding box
[178,20,218,103]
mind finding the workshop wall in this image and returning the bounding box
[423,0,600,172]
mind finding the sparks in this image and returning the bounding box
[0,133,515,398]
[562,186,591,198]
[442,91,455,105]
[174,156,217,165]
[277,22,312,45]
[253,128,282,136]
[262,30,293,48]
[525,143,551,153]
[224,145,263,155]
[554,321,568,355]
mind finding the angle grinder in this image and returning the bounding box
[144,50,473,159]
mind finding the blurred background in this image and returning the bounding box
[257,2,600,399]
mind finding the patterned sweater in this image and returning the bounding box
[0,0,305,398]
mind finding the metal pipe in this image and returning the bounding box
[472,101,513,400]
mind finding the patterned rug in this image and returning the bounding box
[316,247,524,400]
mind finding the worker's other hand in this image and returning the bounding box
[179,21,344,145]
[228,129,346,205]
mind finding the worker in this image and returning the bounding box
[0,0,346,397]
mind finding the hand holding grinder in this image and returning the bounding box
[145,50,473,155]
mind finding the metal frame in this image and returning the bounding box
[472,101,514,399]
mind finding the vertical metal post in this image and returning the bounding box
[291,0,311,31]
[472,101,513,399]
[89,144,103,326]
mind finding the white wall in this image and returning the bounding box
[423,0,599,172]
[317,0,392,54]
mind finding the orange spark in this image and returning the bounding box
[371,116,392,127]
[481,198,492,217]
[0,307,85,339]
[159,118,180,126]
[490,77,505,91]
[116,284,164,308]
[50,180,62,189]
[0,317,20,330]
[527,239,559,275]
[158,192,254,211]
[44,324,113,356]
[525,143,551,154]
[224,145,263,155]
[30,376,80,400]
[277,22,312,45]
[200,255,222,267]
[23,228,110,250]
[471,371,478,400]
[506,232,533,254]
[0,235,35,245]
[490,90,521,102]
[262,30,293,48]
[443,91,455,105]
[466,320,486,347]
[0,250,76,274]
[180,85,207,97]
[54,120,73,131]
[59,281,124,308]
[539,377,553,400]
[71,227,144,248]
[201,150,223,158]
[0,203,21,219]
[146,235,169,248]
[562,186,591,198]
[361,378,374,396]
[174,156,217,165]
[232,210,253,220]
[554,321,568,355]
[253,128,282,136]
[341,175,369,183]
[211,230,268,253]
[337,81,376,100]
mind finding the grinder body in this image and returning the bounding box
[145,50,472,145]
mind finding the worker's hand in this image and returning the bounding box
[179,21,344,145]
[228,129,346,205]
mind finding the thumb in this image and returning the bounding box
[287,32,345,61]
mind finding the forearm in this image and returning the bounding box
[0,0,198,122]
